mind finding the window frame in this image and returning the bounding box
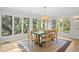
[57,17,71,33]
[1,15,12,36]
[23,17,30,33]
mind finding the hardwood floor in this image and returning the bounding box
[66,39,79,52]
[59,36,79,52]
[0,36,79,52]
[0,41,23,52]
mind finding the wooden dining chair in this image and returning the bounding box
[42,29,58,47]
[51,29,58,41]
[42,30,52,47]
[27,31,39,48]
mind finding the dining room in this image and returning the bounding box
[0,7,79,52]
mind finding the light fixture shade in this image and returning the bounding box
[73,16,79,22]
[73,16,79,19]
[42,16,50,21]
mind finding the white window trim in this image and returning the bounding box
[29,18,33,31]
[12,16,14,35]
[0,14,2,37]
[21,17,23,34]
[56,19,58,29]
[62,18,64,32]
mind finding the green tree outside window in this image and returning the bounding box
[14,17,22,34]
[2,15,12,36]
[23,18,29,33]
[63,17,71,32]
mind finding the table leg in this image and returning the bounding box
[39,35,43,47]
[35,34,43,47]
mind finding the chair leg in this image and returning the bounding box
[45,41,51,48]
[45,38,50,48]
[45,41,48,48]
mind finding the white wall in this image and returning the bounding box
[0,7,40,18]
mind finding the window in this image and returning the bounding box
[41,20,45,30]
[37,20,41,31]
[2,15,12,36]
[14,17,22,34]
[33,19,45,31]
[58,18,63,32]
[63,17,71,32]
[33,19,37,32]
[51,19,57,29]
[58,17,71,33]
[23,18,29,33]
[37,20,45,31]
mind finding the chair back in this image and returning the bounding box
[51,29,58,41]
[47,29,58,40]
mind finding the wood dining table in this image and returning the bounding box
[32,31,45,47]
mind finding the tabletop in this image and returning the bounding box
[33,31,45,35]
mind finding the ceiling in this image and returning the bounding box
[1,7,79,18]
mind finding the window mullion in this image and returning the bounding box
[56,19,58,30]
[29,18,33,31]
[62,18,64,32]
[12,16,14,35]
[22,17,23,34]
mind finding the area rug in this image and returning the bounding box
[17,38,71,52]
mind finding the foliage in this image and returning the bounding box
[2,15,12,36]
[23,18,29,33]
[14,17,22,34]
[64,17,71,32]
